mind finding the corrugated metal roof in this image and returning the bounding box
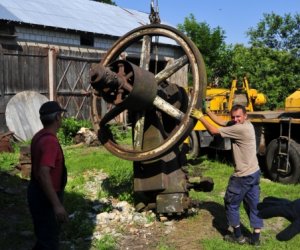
[0,0,154,37]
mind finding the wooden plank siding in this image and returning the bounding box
[0,44,103,133]
[0,43,185,136]
[55,50,103,121]
[0,45,48,132]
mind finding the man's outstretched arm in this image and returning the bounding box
[190,109,220,135]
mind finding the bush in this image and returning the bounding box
[109,124,132,144]
[0,151,19,172]
[58,117,92,146]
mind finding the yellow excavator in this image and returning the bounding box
[205,77,267,113]
[193,76,267,131]
[186,76,266,157]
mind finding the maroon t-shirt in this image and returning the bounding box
[31,129,64,192]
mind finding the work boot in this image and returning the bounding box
[248,237,260,246]
[224,234,247,244]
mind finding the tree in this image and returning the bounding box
[230,44,300,109]
[247,12,300,57]
[243,13,300,108]
[177,14,233,84]
[92,0,116,5]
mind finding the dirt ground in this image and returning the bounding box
[0,170,288,250]
[0,170,231,250]
[117,202,228,250]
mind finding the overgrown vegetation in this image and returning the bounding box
[0,151,19,172]
[58,117,92,145]
[178,13,300,109]
[109,124,132,145]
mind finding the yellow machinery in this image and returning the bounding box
[188,79,300,185]
[285,88,300,111]
[206,77,267,113]
[193,77,267,131]
[228,77,267,112]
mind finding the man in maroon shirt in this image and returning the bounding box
[27,101,68,250]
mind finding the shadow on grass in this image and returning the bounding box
[61,191,96,250]
[0,171,97,250]
[0,171,34,250]
[199,201,252,238]
[101,177,133,199]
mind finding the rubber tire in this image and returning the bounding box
[187,130,200,159]
[266,139,300,184]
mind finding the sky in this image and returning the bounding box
[114,0,299,45]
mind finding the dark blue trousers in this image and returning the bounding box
[224,170,263,229]
[27,181,63,250]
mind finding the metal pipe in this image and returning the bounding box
[153,96,184,120]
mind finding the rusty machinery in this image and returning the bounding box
[90,23,213,215]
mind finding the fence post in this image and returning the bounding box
[48,47,57,101]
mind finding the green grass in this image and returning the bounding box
[93,234,118,250]
[0,150,19,171]
[1,143,300,249]
[188,156,300,249]
[64,145,132,175]
[64,145,133,201]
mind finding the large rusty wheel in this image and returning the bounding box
[91,24,206,161]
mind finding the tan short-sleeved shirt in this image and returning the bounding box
[219,120,259,177]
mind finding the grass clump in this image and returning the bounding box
[0,151,19,172]
[93,234,118,250]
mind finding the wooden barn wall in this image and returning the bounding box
[0,45,49,133]
[0,44,103,133]
[0,43,184,135]
[55,50,103,121]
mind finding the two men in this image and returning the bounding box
[191,104,263,245]
[27,101,68,250]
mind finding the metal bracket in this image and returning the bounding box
[277,118,292,173]
[149,0,161,24]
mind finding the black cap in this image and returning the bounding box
[39,101,67,116]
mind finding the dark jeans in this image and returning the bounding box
[258,197,300,241]
[27,181,63,250]
[224,170,263,229]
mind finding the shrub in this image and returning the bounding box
[109,124,131,142]
[58,117,92,146]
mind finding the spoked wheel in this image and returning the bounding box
[90,24,207,161]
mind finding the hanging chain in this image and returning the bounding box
[149,0,161,24]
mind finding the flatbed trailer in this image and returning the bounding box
[248,110,300,184]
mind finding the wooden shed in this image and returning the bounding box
[0,0,186,138]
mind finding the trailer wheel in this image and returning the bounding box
[187,131,200,159]
[266,139,300,184]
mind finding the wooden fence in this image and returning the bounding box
[0,43,186,137]
[0,44,103,133]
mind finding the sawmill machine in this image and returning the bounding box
[89,18,213,215]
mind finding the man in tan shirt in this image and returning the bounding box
[191,104,263,245]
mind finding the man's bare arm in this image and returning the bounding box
[206,109,227,126]
[37,166,68,222]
